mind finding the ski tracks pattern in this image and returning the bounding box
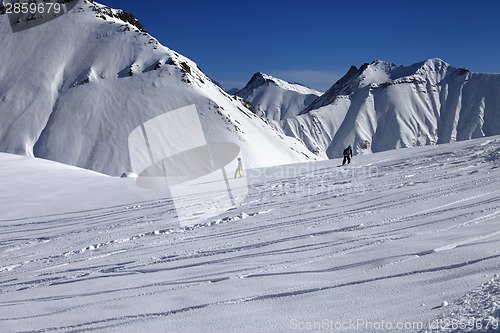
[1,138,500,332]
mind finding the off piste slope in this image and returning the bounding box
[1,137,499,332]
[0,1,317,176]
[281,58,500,158]
[235,72,322,121]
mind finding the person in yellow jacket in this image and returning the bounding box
[234,157,243,178]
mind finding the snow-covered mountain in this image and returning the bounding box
[281,59,500,158]
[0,1,317,176]
[235,72,322,121]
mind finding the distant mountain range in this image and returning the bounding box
[1,1,499,175]
[237,59,500,158]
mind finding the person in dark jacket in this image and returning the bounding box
[342,145,353,165]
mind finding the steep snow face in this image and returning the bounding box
[0,1,317,176]
[235,72,322,121]
[284,58,500,158]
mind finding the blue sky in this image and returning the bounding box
[101,0,500,91]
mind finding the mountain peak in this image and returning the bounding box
[423,57,449,67]
[238,72,322,99]
[359,58,452,86]
[0,0,317,175]
[389,58,450,80]
[88,2,147,32]
[235,72,322,120]
[304,58,458,113]
[284,58,500,159]
[252,72,318,93]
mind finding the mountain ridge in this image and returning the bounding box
[235,72,322,121]
[2,1,499,173]
[280,58,500,158]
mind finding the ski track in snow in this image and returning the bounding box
[1,138,500,332]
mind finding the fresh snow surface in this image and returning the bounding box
[421,274,500,333]
[1,136,500,332]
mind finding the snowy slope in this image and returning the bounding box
[1,136,499,332]
[0,1,317,176]
[0,153,161,221]
[281,59,500,159]
[235,72,322,121]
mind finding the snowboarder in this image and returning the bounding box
[342,145,353,165]
[234,157,243,178]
